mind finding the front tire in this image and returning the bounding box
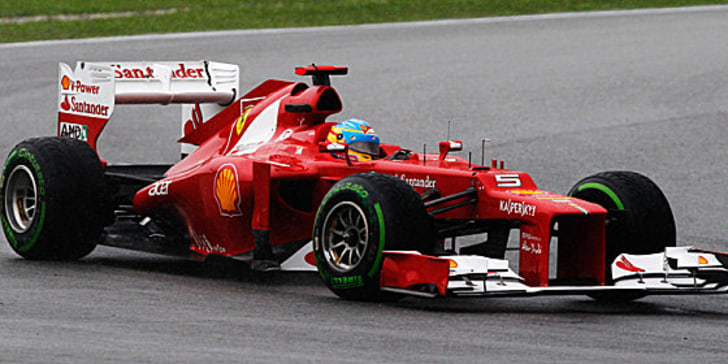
[568,171,676,302]
[313,173,434,301]
[1,137,113,260]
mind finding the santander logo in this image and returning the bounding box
[110,63,206,80]
[60,96,71,111]
[59,95,109,117]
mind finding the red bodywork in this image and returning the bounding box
[126,67,608,288]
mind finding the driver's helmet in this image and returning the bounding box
[327,119,380,161]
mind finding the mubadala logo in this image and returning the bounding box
[59,122,88,141]
[499,199,537,217]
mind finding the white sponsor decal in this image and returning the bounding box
[499,199,536,217]
[521,241,543,255]
[60,95,110,117]
[110,63,206,80]
[521,231,541,242]
[394,174,437,189]
[148,180,171,196]
[59,122,88,141]
[62,77,100,95]
[190,228,227,254]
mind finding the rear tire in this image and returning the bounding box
[1,137,113,260]
[568,171,675,302]
[313,173,434,301]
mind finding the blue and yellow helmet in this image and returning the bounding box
[327,119,380,161]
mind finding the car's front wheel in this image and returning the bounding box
[568,171,675,302]
[313,173,434,301]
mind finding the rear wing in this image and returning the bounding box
[57,61,239,156]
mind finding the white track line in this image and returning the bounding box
[0,8,183,25]
[2,5,726,49]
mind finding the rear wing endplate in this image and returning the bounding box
[57,61,239,155]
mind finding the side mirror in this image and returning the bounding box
[319,142,346,153]
[439,140,463,161]
[318,142,352,166]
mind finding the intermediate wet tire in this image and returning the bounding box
[568,171,676,302]
[1,137,113,260]
[313,173,433,301]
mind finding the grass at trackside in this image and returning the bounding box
[1,0,727,43]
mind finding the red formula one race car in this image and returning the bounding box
[3,61,728,301]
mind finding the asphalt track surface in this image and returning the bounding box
[1,6,728,363]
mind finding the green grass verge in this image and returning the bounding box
[1,0,726,43]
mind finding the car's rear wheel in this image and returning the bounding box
[313,172,434,301]
[568,171,676,302]
[1,137,113,260]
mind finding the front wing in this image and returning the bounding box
[379,247,728,298]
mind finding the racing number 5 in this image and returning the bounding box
[495,174,522,188]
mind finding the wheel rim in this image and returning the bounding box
[321,201,369,273]
[4,165,38,233]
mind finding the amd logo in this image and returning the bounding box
[59,122,88,141]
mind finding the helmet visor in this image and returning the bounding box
[349,141,379,156]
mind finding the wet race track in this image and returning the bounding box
[1,6,728,363]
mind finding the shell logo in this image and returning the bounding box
[61,75,71,90]
[214,163,242,216]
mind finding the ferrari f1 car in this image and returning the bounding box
[3,60,728,302]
